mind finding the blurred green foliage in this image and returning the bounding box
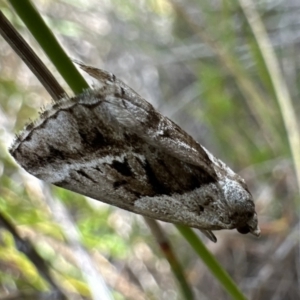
[0,0,299,299]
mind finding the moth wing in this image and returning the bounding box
[10,63,223,242]
[10,95,219,241]
[76,62,217,180]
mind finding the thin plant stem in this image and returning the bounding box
[4,3,195,299]
[176,225,248,300]
[239,0,300,194]
[8,0,89,95]
[145,218,195,300]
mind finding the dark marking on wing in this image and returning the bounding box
[54,179,69,188]
[160,128,172,138]
[79,128,105,149]
[145,110,161,129]
[77,169,98,183]
[154,157,216,194]
[111,159,133,177]
[144,159,172,196]
[91,166,103,173]
[120,87,125,97]
[48,145,65,161]
[81,101,103,110]
[112,180,143,201]
[113,180,127,188]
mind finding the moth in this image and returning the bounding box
[10,62,260,242]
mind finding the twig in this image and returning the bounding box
[0,10,65,101]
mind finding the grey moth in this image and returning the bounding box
[10,62,260,242]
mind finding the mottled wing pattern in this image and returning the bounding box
[10,62,260,242]
[75,61,217,179]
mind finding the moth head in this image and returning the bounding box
[220,178,260,238]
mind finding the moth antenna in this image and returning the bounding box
[72,59,116,85]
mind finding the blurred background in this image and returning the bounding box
[0,0,300,299]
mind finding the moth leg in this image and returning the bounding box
[200,230,217,243]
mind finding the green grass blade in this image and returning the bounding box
[176,225,247,300]
[8,0,89,94]
[239,0,300,193]
[7,3,196,299]
[145,218,194,300]
[7,2,248,299]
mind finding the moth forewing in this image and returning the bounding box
[10,62,260,243]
